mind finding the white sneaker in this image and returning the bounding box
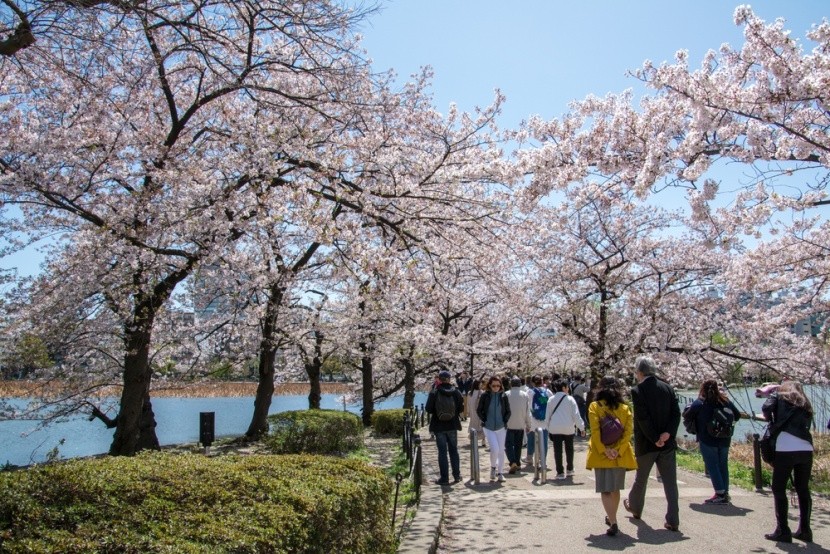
[555,473,566,480]
[490,468,496,481]
[497,473,506,483]
[566,470,574,477]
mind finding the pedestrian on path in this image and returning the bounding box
[682,379,741,505]
[626,356,682,532]
[527,375,551,465]
[547,378,585,479]
[468,379,486,448]
[477,375,511,482]
[505,375,530,474]
[425,370,464,486]
[761,380,814,544]
[572,375,590,429]
[586,376,637,536]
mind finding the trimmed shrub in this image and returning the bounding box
[0,451,393,553]
[371,409,406,437]
[265,409,363,455]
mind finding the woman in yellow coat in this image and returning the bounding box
[586,376,638,536]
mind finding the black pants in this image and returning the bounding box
[551,434,575,474]
[771,450,812,531]
[506,429,525,465]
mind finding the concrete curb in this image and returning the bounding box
[397,431,444,554]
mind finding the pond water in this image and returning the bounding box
[3,385,826,468]
[1,393,429,467]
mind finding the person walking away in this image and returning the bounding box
[425,370,464,486]
[527,375,551,466]
[457,371,472,420]
[547,379,585,479]
[682,379,740,504]
[625,356,682,532]
[572,376,590,431]
[477,375,512,482]
[761,380,814,543]
[468,379,486,448]
[505,375,530,474]
[586,376,637,536]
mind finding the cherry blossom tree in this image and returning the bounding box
[515,8,829,383]
[1,0,380,454]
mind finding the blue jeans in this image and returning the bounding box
[434,430,460,483]
[699,441,730,493]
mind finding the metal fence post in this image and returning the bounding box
[470,428,480,485]
[413,435,422,501]
[403,412,410,461]
[534,427,547,483]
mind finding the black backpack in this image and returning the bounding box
[706,403,736,439]
[435,389,457,421]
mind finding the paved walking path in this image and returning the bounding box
[399,420,830,553]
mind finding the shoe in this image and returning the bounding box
[623,499,640,519]
[452,475,462,484]
[508,462,518,474]
[490,468,496,481]
[555,473,565,480]
[497,473,506,483]
[764,528,792,543]
[433,479,450,486]
[606,523,619,536]
[664,522,679,532]
[605,516,611,526]
[793,528,813,543]
[704,493,729,504]
[566,470,574,477]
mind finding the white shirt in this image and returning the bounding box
[776,431,813,452]
[545,391,585,435]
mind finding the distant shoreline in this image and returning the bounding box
[0,380,356,399]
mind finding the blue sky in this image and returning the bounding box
[358,1,829,128]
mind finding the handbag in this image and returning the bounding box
[599,413,624,446]
[759,424,777,465]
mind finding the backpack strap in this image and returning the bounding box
[545,395,567,427]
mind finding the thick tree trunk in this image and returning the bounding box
[306,330,323,409]
[245,285,282,438]
[403,365,415,410]
[359,343,373,427]
[246,347,276,438]
[402,350,415,410]
[109,317,160,455]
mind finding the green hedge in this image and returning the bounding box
[0,452,393,553]
[264,409,363,455]
[371,409,406,437]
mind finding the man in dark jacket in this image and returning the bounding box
[426,370,465,485]
[625,356,682,532]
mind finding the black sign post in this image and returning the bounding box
[199,411,215,453]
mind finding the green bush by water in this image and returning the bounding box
[0,451,393,553]
[265,409,363,455]
[371,409,407,437]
